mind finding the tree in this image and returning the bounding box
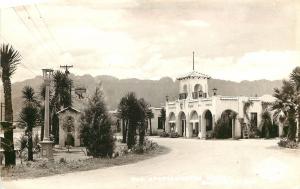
[117,92,148,149]
[160,108,166,131]
[260,110,272,139]
[80,86,115,157]
[146,108,154,135]
[51,71,73,144]
[272,80,297,141]
[137,98,147,146]
[19,86,39,161]
[0,44,21,166]
[289,67,300,141]
[118,96,129,143]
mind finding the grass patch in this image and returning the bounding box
[1,145,170,180]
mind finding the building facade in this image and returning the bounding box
[165,70,279,139]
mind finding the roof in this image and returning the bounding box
[177,70,211,80]
[56,106,81,114]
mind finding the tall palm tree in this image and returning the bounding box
[118,96,129,143]
[0,44,21,166]
[19,86,39,161]
[272,80,297,140]
[289,67,300,141]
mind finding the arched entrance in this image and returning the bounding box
[178,112,186,136]
[190,111,199,137]
[205,110,213,131]
[215,110,237,138]
[168,112,176,133]
[201,110,213,139]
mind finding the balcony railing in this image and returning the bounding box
[192,91,207,99]
[179,93,188,100]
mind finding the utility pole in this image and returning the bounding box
[60,65,73,75]
[60,65,73,100]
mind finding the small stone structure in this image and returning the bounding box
[57,107,82,147]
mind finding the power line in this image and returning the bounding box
[34,4,63,53]
[12,7,53,67]
[22,6,57,56]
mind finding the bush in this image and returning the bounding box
[132,138,158,154]
[170,132,180,138]
[278,138,298,149]
[213,118,232,139]
[159,131,169,138]
[80,87,116,158]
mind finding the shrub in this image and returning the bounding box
[159,131,169,138]
[59,157,67,164]
[213,118,232,139]
[80,87,115,158]
[278,138,298,149]
[132,138,158,154]
[170,132,180,138]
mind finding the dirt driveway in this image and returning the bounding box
[2,137,300,189]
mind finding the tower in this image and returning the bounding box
[177,52,210,100]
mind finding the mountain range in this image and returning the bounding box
[1,74,282,118]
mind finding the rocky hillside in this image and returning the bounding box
[0,74,282,118]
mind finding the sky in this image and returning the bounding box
[0,0,300,83]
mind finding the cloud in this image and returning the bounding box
[180,20,210,28]
[2,0,299,83]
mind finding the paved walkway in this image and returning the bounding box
[2,137,300,189]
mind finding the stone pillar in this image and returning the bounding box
[232,118,235,139]
[176,118,181,136]
[200,116,206,139]
[235,118,241,138]
[165,116,169,133]
[187,122,193,138]
[198,115,202,138]
[40,69,54,160]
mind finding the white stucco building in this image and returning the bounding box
[164,70,278,139]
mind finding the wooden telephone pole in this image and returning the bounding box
[60,65,73,75]
[60,65,73,99]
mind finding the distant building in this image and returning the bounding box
[164,69,279,139]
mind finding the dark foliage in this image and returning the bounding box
[0,43,21,166]
[80,86,115,158]
[19,86,40,161]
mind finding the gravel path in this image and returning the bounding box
[2,137,300,189]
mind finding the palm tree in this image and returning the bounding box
[160,108,166,131]
[118,96,129,143]
[289,67,300,141]
[0,44,21,166]
[137,98,147,145]
[19,86,39,161]
[260,110,272,139]
[272,80,297,141]
[39,71,72,143]
[146,108,154,135]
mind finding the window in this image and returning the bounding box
[158,117,163,129]
[250,113,258,128]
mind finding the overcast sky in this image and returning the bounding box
[1,0,300,82]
